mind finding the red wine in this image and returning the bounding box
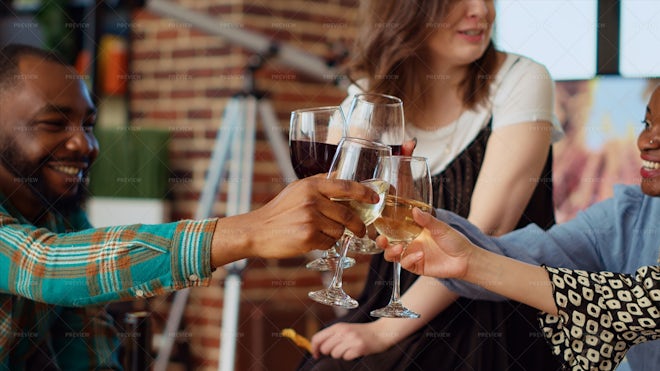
[290,140,338,178]
[389,144,402,155]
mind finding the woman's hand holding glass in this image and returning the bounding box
[370,155,433,318]
[308,137,392,309]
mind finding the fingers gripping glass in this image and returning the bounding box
[308,137,392,309]
[288,106,356,270]
[370,156,433,318]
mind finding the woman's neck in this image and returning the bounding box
[408,74,466,131]
[408,52,506,131]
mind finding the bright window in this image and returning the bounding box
[619,0,660,77]
[493,0,598,80]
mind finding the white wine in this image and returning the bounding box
[374,195,433,244]
[333,179,389,225]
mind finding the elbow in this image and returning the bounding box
[480,224,514,237]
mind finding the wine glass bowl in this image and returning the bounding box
[346,93,405,155]
[308,137,392,309]
[345,93,406,254]
[289,106,345,179]
[289,106,356,271]
[373,197,433,243]
[370,155,433,318]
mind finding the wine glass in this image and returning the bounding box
[345,93,405,254]
[288,106,356,271]
[370,155,433,318]
[345,93,405,155]
[350,226,381,255]
[308,137,392,309]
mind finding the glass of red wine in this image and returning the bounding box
[289,106,356,271]
[345,93,405,254]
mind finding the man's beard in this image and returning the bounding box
[0,138,88,217]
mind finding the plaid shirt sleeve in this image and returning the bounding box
[0,209,217,307]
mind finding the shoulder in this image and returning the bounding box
[66,208,94,230]
[579,184,648,224]
[495,53,554,90]
[489,52,562,138]
[612,184,653,212]
[498,52,552,79]
[0,200,22,226]
[613,183,644,198]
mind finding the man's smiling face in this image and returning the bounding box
[0,55,98,217]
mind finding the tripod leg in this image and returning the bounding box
[227,95,256,216]
[258,99,297,183]
[197,97,244,219]
[218,94,258,371]
[154,96,243,371]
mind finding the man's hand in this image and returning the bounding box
[210,175,379,267]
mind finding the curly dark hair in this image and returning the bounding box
[0,43,65,91]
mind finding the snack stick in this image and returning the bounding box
[281,328,312,353]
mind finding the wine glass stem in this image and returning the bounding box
[328,234,351,290]
[389,243,407,305]
[327,243,340,258]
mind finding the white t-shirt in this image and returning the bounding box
[342,53,564,175]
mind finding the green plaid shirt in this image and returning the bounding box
[0,196,216,370]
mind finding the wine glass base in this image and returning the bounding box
[370,302,420,318]
[306,256,355,271]
[349,245,382,255]
[308,288,358,309]
[349,237,382,255]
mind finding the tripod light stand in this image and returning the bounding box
[146,1,345,370]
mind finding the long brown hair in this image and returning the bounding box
[345,0,498,115]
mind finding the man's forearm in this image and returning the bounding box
[2,218,215,306]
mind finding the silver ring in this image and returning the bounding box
[651,139,655,144]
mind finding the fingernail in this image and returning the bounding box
[412,137,418,148]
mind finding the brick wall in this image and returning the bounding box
[129,1,362,369]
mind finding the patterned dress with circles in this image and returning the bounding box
[540,265,660,370]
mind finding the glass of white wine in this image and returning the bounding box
[345,93,406,255]
[371,155,433,318]
[308,137,392,309]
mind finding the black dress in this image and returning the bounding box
[298,123,562,370]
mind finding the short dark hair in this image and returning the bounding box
[0,43,66,91]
